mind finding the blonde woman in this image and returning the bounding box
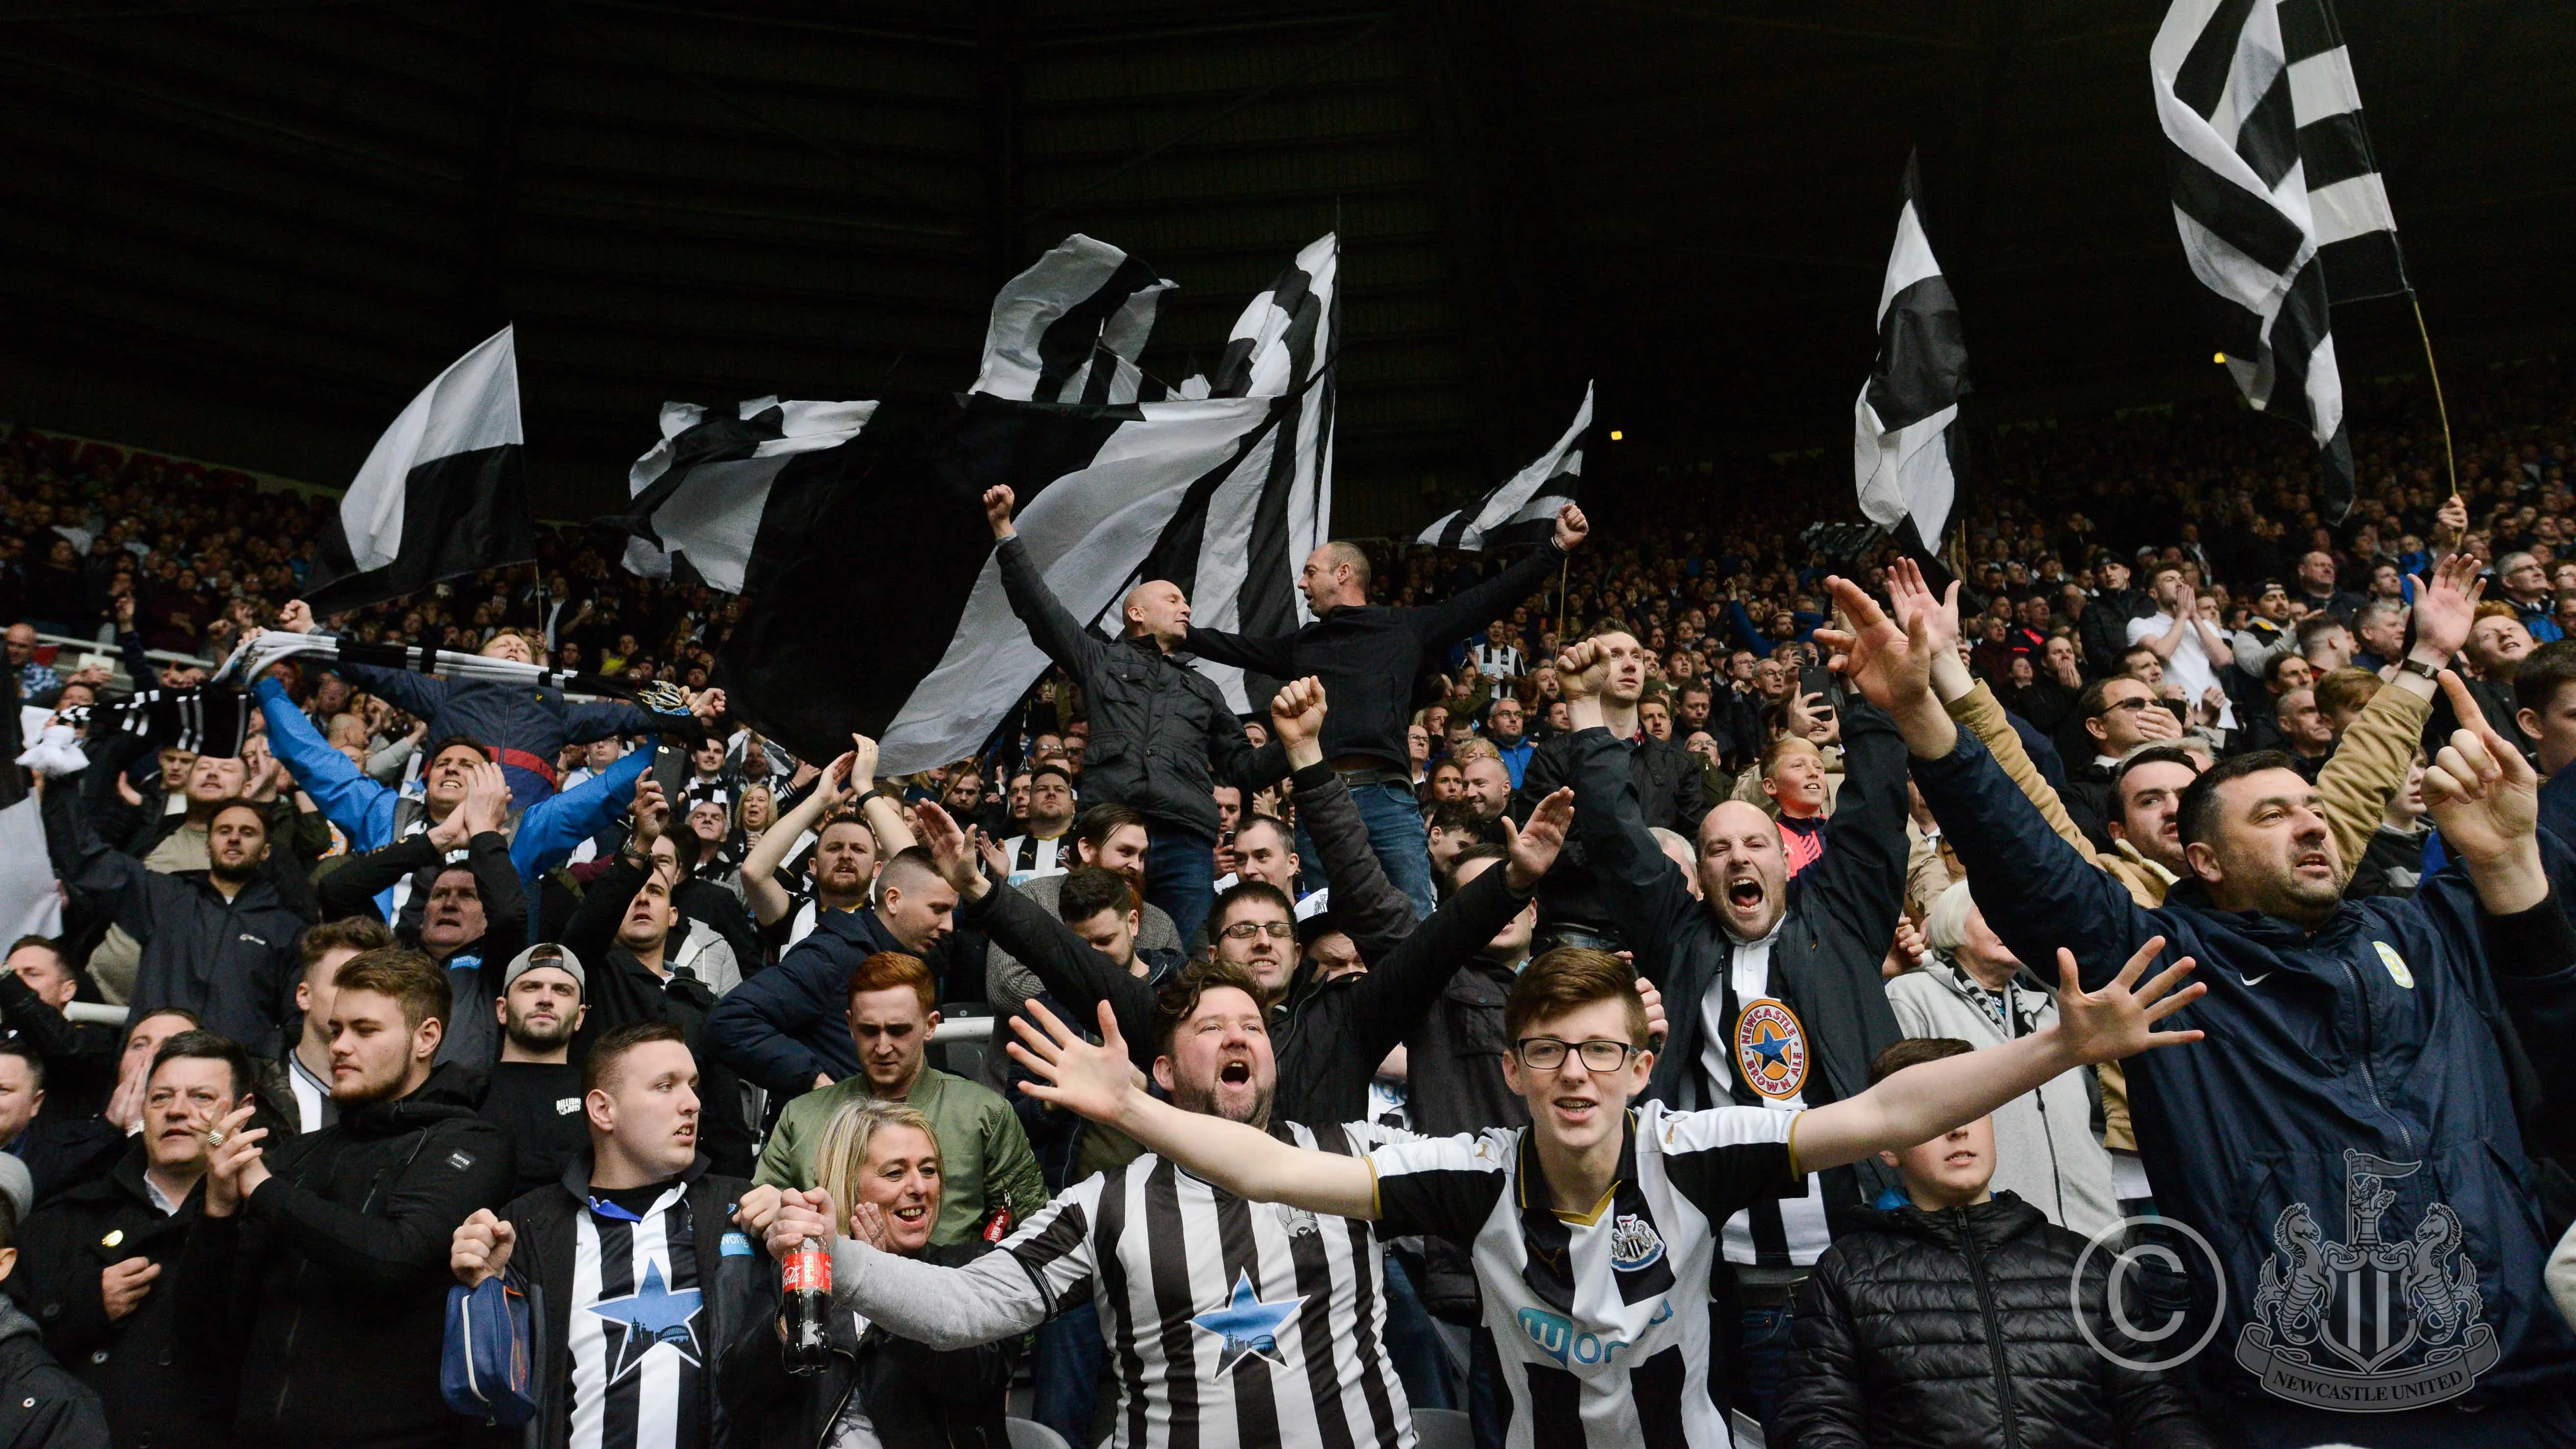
[733,1103,1011,1449]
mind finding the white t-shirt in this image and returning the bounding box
[2127,613,2234,729]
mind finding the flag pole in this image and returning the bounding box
[1556,553,1569,644]
[2406,290,2458,495]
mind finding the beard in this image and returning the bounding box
[1169,1073,1273,1130]
[503,1009,578,1054]
[330,1058,413,1105]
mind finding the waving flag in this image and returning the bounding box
[1417,383,1591,553]
[1853,156,1967,553]
[304,327,531,614]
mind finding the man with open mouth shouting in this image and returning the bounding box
[1004,937,2200,1449]
[1548,630,1917,1434]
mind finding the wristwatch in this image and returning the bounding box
[2396,656,2442,681]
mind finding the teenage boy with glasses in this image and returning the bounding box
[1006,944,2204,1449]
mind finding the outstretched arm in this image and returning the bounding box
[253,675,394,845]
[988,489,1110,678]
[742,749,853,926]
[1272,677,1415,958]
[1009,1001,1379,1219]
[2315,553,2475,884]
[1792,938,2203,1173]
[1408,506,1587,649]
[1817,573,2158,985]
[921,801,1157,1061]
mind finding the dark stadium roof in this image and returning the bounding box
[1,0,2566,532]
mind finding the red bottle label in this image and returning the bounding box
[783,1245,831,1294]
[982,1209,1014,1244]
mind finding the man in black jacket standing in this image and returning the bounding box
[1557,634,1910,1435]
[983,484,1286,949]
[1517,627,1710,953]
[178,947,514,1449]
[10,1030,250,1449]
[1180,505,1591,918]
[39,778,306,1061]
[450,1021,781,1449]
[1778,1037,2215,1449]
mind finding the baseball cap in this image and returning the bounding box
[502,943,585,996]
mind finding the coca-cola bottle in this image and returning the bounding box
[782,1235,831,1375]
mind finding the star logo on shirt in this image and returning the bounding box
[1189,1269,1305,1375]
[1734,999,1809,1099]
[587,1260,703,1385]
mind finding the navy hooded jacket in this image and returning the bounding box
[1912,729,2576,1411]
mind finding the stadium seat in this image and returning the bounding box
[1006,1417,1073,1449]
[1412,1407,1471,1449]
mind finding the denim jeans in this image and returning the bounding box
[1380,1251,1456,1411]
[1468,1326,1507,1449]
[1145,825,1216,950]
[1297,779,1436,921]
[1031,1300,1104,1446]
[1728,1302,1797,1438]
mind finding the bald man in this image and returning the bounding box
[985,486,1286,946]
[1182,505,1591,917]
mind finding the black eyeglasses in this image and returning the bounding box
[1513,1038,1641,1073]
[1220,921,1297,941]
[2095,697,2155,717]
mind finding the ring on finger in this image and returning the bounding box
[204,1130,227,1147]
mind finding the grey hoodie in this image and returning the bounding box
[1885,959,2121,1240]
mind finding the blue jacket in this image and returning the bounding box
[330,661,663,808]
[253,677,652,929]
[702,907,920,1098]
[1913,729,2576,1410]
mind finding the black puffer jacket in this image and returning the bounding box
[1777,1193,2214,1449]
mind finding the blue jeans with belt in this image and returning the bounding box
[1145,826,1216,950]
[1298,779,1437,921]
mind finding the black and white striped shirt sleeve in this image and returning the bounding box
[1654,1105,1801,1225]
[1367,1130,1511,1244]
[1003,1176,1103,1317]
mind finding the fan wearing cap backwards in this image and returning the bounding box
[475,945,593,1196]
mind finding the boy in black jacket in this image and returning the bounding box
[177,947,515,1449]
[1776,1038,2213,1449]
[449,1021,781,1449]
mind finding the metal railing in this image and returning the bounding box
[28,630,219,695]
[58,1001,998,1039]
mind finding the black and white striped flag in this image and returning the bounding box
[718,236,1333,773]
[1415,382,1591,552]
[974,233,1174,405]
[613,396,877,593]
[2152,0,2404,520]
[304,326,533,614]
[1853,156,1967,553]
[1140,232,1340,712]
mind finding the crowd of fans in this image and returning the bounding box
[0,349,2567,1449]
